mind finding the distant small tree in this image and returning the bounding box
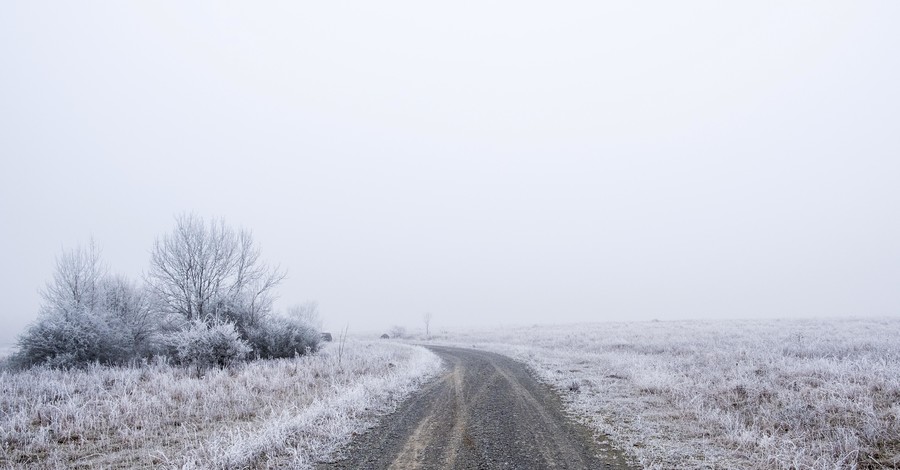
[389,325,407,339]
[424,312,433,339]
[287,301,322,330]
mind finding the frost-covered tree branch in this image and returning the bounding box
[41,239,106,319]
[146,214,285,325]
[17,242,158,367]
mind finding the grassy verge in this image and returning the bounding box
[0,341,441,469]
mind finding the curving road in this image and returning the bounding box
[318,346,636,470]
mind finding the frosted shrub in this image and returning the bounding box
[13,218,312,370]
[99,275,158,358]
[15,309,131,368]
[16,243,162,368]
[167,320,251,372]
[246,316,321,359]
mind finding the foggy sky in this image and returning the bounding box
[1,2,898,345]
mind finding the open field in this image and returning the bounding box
[435,317,900,469]
[0,341,441,469]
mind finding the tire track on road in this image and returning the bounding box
[318,346,636,470]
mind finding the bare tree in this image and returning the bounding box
[424,312,433,339]
[336,323,349,368]
[389,325,407,339]
[42,239,106,319]
[287,300,322,330]
[18,241,150,367]
[101,274,157,353]
[147,214,285,325]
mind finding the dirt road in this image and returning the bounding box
[319,346,636,470]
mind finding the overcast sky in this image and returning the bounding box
[1,2,898,344]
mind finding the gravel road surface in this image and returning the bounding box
[319,346,636,470]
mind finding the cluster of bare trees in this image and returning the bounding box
[15,214,320,370]
[16,241,157,367]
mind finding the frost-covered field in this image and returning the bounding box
[0,341,441,469]
[439,318,900,469]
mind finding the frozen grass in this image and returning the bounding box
[0,341,441,469]
[0,345,14,364]
[438,317,900,470]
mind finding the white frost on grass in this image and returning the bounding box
[188,341,443,468]
[437,318,900,470]
[0,341,441,469]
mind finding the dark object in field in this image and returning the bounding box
[320,332,333,342]
[380,333,390,339]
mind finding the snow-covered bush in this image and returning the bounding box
[99,275,160,358]
[389,325,408,339]
[209,296,322,359]
[245,315,321,359]
[167,320,251,373]
[15,309,132,368]
[15,243,151,368]
[14,219,321,372]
